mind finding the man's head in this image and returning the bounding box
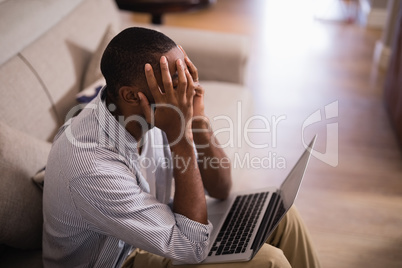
[100,27,177,102]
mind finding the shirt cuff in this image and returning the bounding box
[174,213,213,243]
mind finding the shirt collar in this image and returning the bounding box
[93,86,139,160]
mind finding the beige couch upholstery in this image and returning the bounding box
[0,0,251,266]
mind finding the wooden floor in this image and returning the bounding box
[120,0,402,267]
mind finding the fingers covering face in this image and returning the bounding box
[178,45,198,82]
[176,59,187,101]
[185,68,195,100]
[185,57,198,82]
[145,56,195,104]
[144,63,163,103]
[160,56,175,99]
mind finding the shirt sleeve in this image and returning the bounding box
[68,155,212,264]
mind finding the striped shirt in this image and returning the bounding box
[42,87,212,267]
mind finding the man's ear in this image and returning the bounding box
[118,86,140,106]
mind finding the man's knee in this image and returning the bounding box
[267,205,302,244]
[251,244,291,268]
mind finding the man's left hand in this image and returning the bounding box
[179,46,205,120]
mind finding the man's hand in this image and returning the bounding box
[139,56,195,145]
[178,45,205,121]
[139,54,208,224]
[187,59,205,120]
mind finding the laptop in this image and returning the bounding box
[201,136,316,264]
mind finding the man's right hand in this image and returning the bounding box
[138,55,208,225]
[139,56,195,146]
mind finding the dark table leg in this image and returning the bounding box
[115,0,215,25]
[151,14,163,25]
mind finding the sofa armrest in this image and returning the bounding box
[158,26,250,85]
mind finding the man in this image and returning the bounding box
[43,27,320,267]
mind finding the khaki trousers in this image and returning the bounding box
[122,206,321,268]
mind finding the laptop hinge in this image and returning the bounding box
[250,191,280,256]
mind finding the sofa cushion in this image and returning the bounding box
[19,0,120,128]
[82,25,117,89]
[202,81,269,192]
[32,168,46,191]
[0,56,59,141]
[201,81,254,161]
[0,123,51,249]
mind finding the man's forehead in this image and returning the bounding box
[162,47,185,76]
[164,47,184,63]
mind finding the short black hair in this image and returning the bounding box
[100,27,176,99]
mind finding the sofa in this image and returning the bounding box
[0,0,251,266]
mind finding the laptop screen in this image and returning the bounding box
[251,136,316,256]
[280,136,316,209]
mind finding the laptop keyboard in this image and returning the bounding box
[208,192,269,256]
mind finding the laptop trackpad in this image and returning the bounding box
[206,197,232,234]
[208,212,225,240]
[209,213,224,227]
